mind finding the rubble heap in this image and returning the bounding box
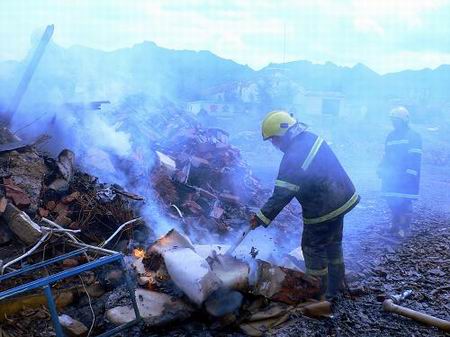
[149,126,265,241]
[116,104,297,244]
[0,116,313,337]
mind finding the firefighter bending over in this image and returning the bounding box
[378,106,422,238]
[251,111,360,298]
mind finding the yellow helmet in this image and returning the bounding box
[261,111,297,140]
[390,106,409,122]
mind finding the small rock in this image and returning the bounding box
[59,314,88,337]
[46,200,56,211]
[106,289,192,327]
[2,203,42,245]
[56,149,75,182]
[48,178,70,193]
[38,207,49,218]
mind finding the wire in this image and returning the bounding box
[1,231,51,274]
[99,217,142,248]
[79,275,95,337]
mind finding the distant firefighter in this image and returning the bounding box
[378,106,422,238]
[250,111,360,299]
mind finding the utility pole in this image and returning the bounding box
[5,24,54,126]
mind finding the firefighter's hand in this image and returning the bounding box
[250,214,268,229]
[250,214,260,230]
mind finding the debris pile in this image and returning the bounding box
[116,104,298,243]
[114,229,321,334]
[0,146,143,257]
[0,121,317,337]
[148,126,266,241]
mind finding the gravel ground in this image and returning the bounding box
[268,162,450,337]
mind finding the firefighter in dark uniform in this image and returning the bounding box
[250,111,360,297]
[378,106,422,238]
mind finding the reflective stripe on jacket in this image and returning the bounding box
[379,127,422,199]
[257,131,359,226]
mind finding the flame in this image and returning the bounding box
[133,248,145,259]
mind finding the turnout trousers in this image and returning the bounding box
[386,197,413,232]
[301,216,345,297]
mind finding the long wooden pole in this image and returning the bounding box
[383,299,450,332]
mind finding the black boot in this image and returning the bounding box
[327,263,345,300]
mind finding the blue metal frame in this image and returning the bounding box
[0,248,141,337]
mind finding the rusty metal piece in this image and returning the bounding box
[383,299,450,332]
[390,289,413,304]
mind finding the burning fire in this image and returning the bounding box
[133,248,146,259]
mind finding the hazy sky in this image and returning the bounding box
[1,0,450,74]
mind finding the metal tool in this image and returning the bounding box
[225,223,253,255]
[390,289,413,304]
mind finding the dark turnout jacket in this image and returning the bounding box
[256,130,359,226]
[379,127,422,199]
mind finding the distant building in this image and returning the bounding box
[293,88,345,116]
[186,100,235,118]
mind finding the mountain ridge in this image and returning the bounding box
[0,41,449,116]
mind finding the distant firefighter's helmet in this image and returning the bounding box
[261,110,297,140]
[390,106,410,122]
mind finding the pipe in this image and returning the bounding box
[383,299,450,332]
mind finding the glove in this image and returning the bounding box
[250,214,260,230]
[250,213,268,229]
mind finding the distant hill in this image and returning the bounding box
[262,60,450,102]
[0,41,449,120]
[0,41,254,110]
